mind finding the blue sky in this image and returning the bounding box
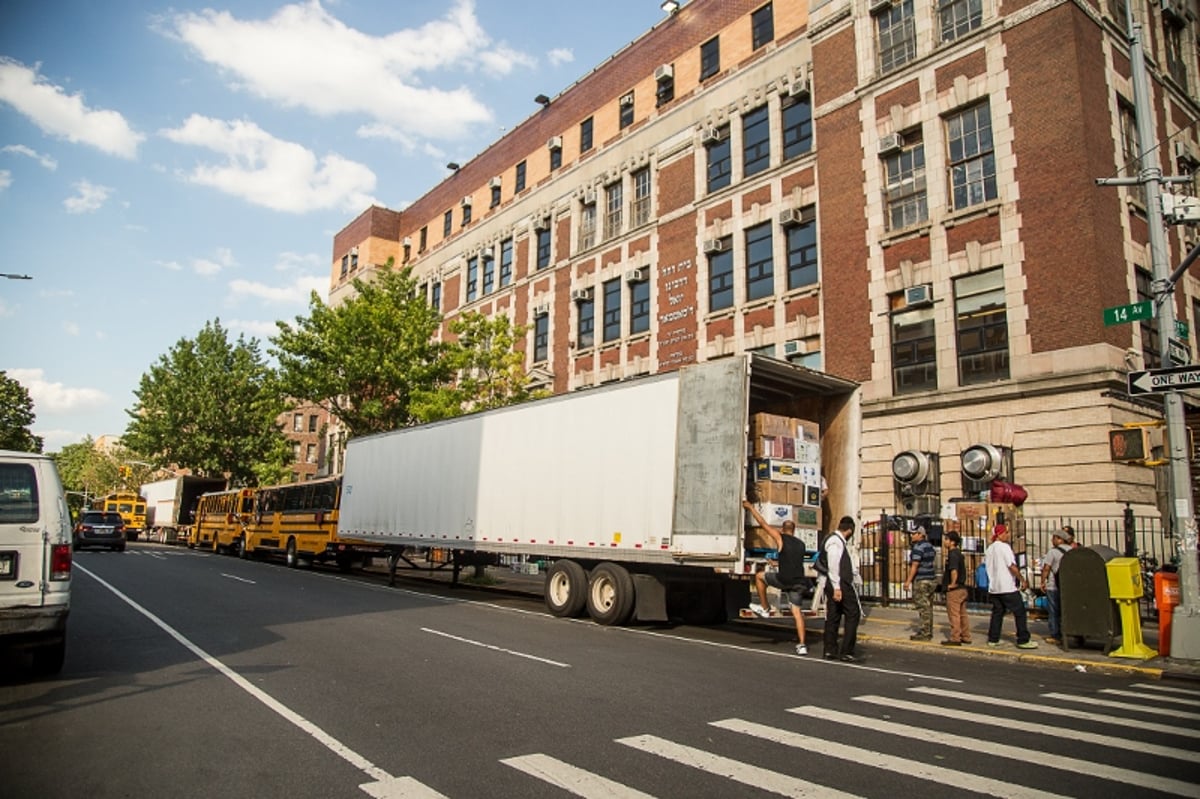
[0,0,668,452]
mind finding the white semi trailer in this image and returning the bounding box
[339,354,860,625]
[141,476,226,543]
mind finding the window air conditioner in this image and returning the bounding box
[583,188,597,204]
[620,92,634,107]
[870,0,893,13]
[904,284,933,307]
[624,267,648,283]
[778,207,814,227]
[878,132,905,155]
[533,303,551,317]
[702,126,724,144]
[787,78,810,98]
[547,136,563,150]
[489,176,502,188]
[461,196,472,207]
[402,237,412,247]
[571,287,594,302]
[702,238,725,254]
[654,64,674,82]
[349,246,358,256]
[534,214,552,231]
[782,340,803,357]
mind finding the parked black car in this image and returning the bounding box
[73,511,126,552]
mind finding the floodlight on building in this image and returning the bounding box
[535,94,551,107]
[446,162,460,171]
[661,0,680,13]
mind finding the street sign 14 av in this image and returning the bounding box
[1104,300,1154,327]
[1127,364,1200,395]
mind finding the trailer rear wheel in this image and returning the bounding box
[587,562,636,626]
[545,560,588,617]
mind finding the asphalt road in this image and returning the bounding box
[2,544,1198,798]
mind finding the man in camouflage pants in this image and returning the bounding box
[904,526,938,641]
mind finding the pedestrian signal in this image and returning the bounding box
[1108,428,1150,462]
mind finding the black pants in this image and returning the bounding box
[823,581,861,657]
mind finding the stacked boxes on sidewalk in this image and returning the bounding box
[744,412,822,555]
[948,500,1024,603]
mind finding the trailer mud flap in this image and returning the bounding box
[632,574,668,622]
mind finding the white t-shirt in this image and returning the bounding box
[985,540,1019,594]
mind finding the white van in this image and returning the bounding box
[0,449,72,675]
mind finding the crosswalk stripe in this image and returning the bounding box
[851,694,1195,763]
[615,734,861,798]
[711,719,1062,799]
[789,705,1198,797]
[1130,682,1200,696]
[501,753,656,798]
[1098,688,1200,706]
[909,687,1200,740]
[1041,692,1200,721]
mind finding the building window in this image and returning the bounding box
[706,125,732,193]
[490,183,501,208]
[786,215,818,290]
[631,167,651,227]
[577,296,595,349]
[350,251,358,271]
[308,414,318,433]
[499,238,513,287]
[431,281,441,311]
[876,0,916,74]
[884,131,928,230]
[745,222,774,301]
[292,443,301,461]
[603,278,622,342]
[293,413,303,432]
[403,241,411,262]
[550,145,562,171]
[1165,17,1188,89]
[630,279,650,335]
[418,227,427,252]
[743,105,771,178]
[443,210,453,238]
[620,92,635,129]
[940,0,982,42]
[579,201,597,251]
[700,36,720,80]
[752,2,774,50]
[709,240,734,311]
[462,202,472,226]
[1118,100,1144,207]
[340,255,348,278]
[305,443,317,464]
[482,253,495,295]
[604,180,623,241]
[533,313,549,363]
[656,68,675,108]
[892,305,938,394]
[536,227,551,270]
[782,95,813,161]
[947,101,997,211]
[466,256,478,302]
[955,268,1010,385]
[1136,268,1161,369]
[515,160,527,192]
[580,117,594,153]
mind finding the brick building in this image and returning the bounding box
[329,0,1200,523]
[279,401,333,481]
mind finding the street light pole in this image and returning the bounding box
[0,273,33,280]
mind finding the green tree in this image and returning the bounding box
[52,437,117,515]
[0,370,43,452]
[412,311,548,422]
[124,320,288,485]
[271,260,448,437]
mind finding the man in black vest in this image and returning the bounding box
[823,515,863,662]
[743,500,810,656]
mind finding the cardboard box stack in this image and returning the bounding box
[745,412,822,554]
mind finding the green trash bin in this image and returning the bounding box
[1058,544,1121,653]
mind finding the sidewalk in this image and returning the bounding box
[374,560,1200,680]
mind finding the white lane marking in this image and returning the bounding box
[710,719,1062,799]
[616,734,860,798]
[219,573,256,584]
[501,753,656,798]
[75,563,441,799]
[1130,682,1200,696]
[420,627,569,668]
[852,694,1195,763]
[792,705,1198,797]
[909,687,1200,739]
[1041,692,1200,720]
[1098,688,1200,706]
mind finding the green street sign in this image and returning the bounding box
[1103,300,1154,327]
[1176,319,1190,339]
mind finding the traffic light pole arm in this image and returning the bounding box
[1156,239,1200,306]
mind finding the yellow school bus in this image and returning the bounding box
[94,492,147,541]
[244,476,342,567]
[192,488,256,554]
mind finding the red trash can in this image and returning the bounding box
[1155,571,1181,657]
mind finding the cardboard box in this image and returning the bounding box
[793,506,820,528]
[752,412,794,438]
[752,459,820,484]
[752,480,792,504]
[744,525,776,550]
[744,502,793,527]
[795,419,820,443]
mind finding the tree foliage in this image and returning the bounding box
[0,370,43,452]
[123,320,287,485]
[271,260,449,437]
[412,312,549,422]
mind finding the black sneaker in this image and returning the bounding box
[823,653,837,660]
[840,653,862,663]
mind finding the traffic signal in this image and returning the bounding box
[1108,428,1151,462]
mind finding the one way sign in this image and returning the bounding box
[1127,364,1200,395]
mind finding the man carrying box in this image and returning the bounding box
[743,500,810,656]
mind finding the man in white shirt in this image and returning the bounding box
[822,515,863,662]
[984,523,1037,649]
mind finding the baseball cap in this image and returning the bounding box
[911,525,926,536]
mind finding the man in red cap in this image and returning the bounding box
[984,523,1037,649]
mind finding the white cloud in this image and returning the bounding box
[1,144,58,170]
[0,57,144,159]
[37,429,83,453]
[272,251,321,273]
[191,247,237,277]
[0,169,10,191]
[160,114,377,213]
[0,297,11,317]
[228,272,328,305]
[161,0,517,141]
[158,260,184,272]
[547,48,574,67]
[226,318,284,338]
[63,179,112,213]
[6,368,108,414]
[63,321,79,336]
